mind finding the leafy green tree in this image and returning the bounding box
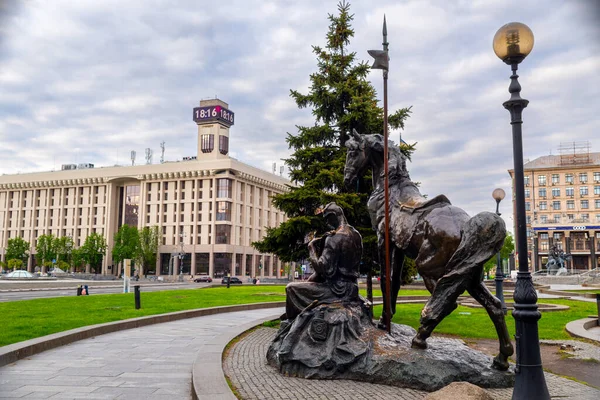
[253,1,412,283]
[80,233,107,273]
[138,226,160,275]
[35,234,56,267]
[54,236,74,267]
[6,237,30,265]
[7,259,24,270]
[112,225,141,274]
[484,232,515,277]
[71,248,85,272]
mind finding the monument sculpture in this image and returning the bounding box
[545,245,570,275]
[268,202,514,391]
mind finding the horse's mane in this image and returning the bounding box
[364,134,411,183]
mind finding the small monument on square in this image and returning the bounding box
[267,14,515,393]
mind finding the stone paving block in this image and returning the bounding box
[89,386,158,397]
[21,392,60,399]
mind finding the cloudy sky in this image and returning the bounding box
[1,0,599,231]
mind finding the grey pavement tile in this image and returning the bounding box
[21,392,60,399]
[14,386,98,394]
[0,384,25,392]
[0,389,33,399]
[118,372,189,379]
[56,368,122,377]
[90,386,158,396]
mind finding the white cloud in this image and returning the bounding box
[0,0,599,237]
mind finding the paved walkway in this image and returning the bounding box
[0,308,282,399]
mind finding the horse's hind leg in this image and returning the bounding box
[467,281,514,371]
[390,248,404,315]
[412,271,465,349]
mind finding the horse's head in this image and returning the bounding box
[344,129,371,190]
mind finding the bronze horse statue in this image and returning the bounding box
[344,130,513,371]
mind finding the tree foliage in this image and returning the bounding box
[112,225,141,267]
[35,234,56,266]
[54,235,74,265]
[253,1,413,284]
[484,232,515,276]
[80,232,107,273]
[7,259,24,269]
[6,237,30,264]
[138,226,160,273]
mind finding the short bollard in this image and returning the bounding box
[76,285,82,296]
[134,285,141,310]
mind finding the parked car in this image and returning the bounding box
[221,277,243,285]
[193,275,212,283]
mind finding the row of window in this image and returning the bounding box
[527,230,600,239]
[525,172,600,186]
[527,213,600,224]
[526,186,600,198]
[526,199,600,211]
[145,179,273,207]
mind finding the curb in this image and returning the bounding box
[190,312,282,400]
[0,301,285,368]
[565,317,600,343]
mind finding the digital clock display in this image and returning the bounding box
[193,105,235,126]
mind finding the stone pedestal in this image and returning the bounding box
[267,301,514,392]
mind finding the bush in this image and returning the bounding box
[7,259,24,269]
[57,261,70,270]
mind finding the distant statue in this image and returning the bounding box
[546,245,571,275]
[283,202,363,320]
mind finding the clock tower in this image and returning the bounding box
[193,99,235,160]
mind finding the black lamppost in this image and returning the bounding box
[493,22,550,400]
[492,188,507,315]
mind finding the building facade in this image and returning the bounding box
[508,148,600,272]
[0,99,291,279]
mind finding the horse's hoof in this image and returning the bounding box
[492,355,510,371]
[411,336,427,349]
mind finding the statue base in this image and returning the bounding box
[267,302,514,392]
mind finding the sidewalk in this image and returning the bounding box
[0,308,283,399]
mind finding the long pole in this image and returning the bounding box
[504,62,549,400]
[382,18,392,334]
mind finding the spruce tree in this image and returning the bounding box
[254,1,413,279]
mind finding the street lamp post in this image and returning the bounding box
[492,188,507,315]
[493,22,550,400]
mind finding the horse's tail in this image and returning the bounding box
[443,212,506,278]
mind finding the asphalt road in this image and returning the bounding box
[0,282,213,302]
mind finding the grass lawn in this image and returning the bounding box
[1,286,594,347]
[374,298,597,341]
[0,285,287,347]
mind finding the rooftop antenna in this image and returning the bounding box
[279,165,284,176]
[160,141,165,164]
[272,162,276,174]
[130,150,136,166]
[145,148,153,164]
